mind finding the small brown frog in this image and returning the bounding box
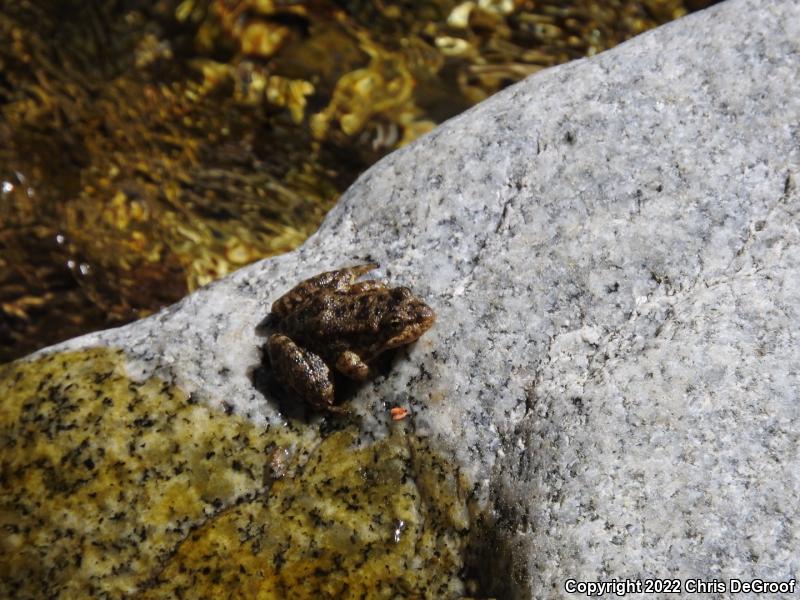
[265,264,435,413]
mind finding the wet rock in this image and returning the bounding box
[5,0,800,596]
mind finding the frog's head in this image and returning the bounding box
[381,287,436,348]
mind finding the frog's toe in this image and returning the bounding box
[348,263,379,277]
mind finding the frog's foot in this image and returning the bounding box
[267,334,335,410]
[324,402,350,415]
[345,263,379,279]
[345,279,387,294]
[335,350,371,381]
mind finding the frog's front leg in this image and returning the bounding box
[335,350,371,381]
[267,334,342,412]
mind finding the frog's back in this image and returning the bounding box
[278,289,401,360]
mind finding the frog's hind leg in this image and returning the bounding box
[270,263,378,317]
[267,334,335,410]
[346,279,387,294]
[335,350,371,381]
[345,263,379,279]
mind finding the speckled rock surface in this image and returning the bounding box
[4,0,800,597]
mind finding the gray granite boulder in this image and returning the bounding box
[33,0,800,596]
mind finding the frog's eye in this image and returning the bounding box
[391,287,412,300]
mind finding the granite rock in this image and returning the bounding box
[9,0,800,596]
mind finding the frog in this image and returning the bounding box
[264,264,435,413]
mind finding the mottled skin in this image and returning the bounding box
[266,264,435,412]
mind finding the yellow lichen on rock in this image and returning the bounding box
[142,429,470,598]
[0,349,472,598]
[0,349,275,597]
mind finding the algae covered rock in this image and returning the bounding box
[0,349,471,597]
[2,0,800,597]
